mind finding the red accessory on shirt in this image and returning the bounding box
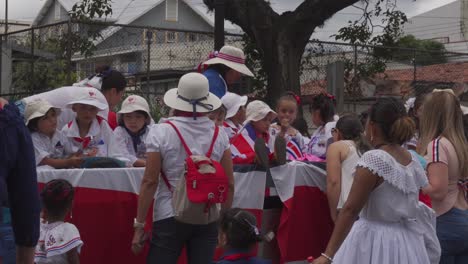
[107,111,118,130]
[222,252,255,261]
[73,136,92,149]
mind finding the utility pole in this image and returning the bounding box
[4,0,8,37]
[214,0,224,50]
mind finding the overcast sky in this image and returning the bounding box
[0,0,457,40]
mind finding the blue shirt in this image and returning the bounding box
[216,249,272,264]
[0,103,40,247]
[203,68,228,99]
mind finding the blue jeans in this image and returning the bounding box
[437,207,468,264]
[0,223,15,264]
[147,217,218,264]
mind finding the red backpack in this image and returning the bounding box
[161,121,228,224]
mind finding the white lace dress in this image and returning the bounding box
[333,150,440,264]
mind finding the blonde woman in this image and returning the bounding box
[418,89,468,264]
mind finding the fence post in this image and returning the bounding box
[31,28,35,91]
[67,20,73,85]
[413,49,417,84]
[146,30,153,97]
[327,61,344,113]
[214,0,225,50]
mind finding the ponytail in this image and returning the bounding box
[389,116,416,145]
[355,134,372,156]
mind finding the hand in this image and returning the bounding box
[312,256,332,264]
[131,228,147,255]
[85,147,98,157]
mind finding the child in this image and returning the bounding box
[216,208,271,264]
[109,95,151,167]
[35,179,83,264]
[306,94,336,160]
[25,99,83,169]
[326,114,371,221]
[270,92,305,160]
[230,100,277,165]
[61,87,113,157]
[221,92,247,139]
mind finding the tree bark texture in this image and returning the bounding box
[203,0,359,106]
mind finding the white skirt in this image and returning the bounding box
[333,219,431,264]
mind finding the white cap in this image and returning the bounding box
[65,87,108,111]
[164,72,222,113]
[202,46,254,77]
[244,100,276,124]
[24,99,61,125]
[221,92,248,119]
[118,95,150,116]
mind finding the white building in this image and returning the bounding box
[403,0,468,53]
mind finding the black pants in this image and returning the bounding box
[147,217,218,264]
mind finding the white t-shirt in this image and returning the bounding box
[22,86,109,129]
[307,121,336,159]
[61,117,113,157]
[146,116,230,221]
[35,221,83,264]
[269,123,306,160]
[31,130,67,166]
[109,126,150,167]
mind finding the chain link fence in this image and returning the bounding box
[2,20,468,116]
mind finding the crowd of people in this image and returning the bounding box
[1,44,468,264]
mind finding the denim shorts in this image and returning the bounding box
[146,217,218,264]
[0,223,15,264]
[437,207,468,264]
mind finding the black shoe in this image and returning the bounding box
[274,137,287,166]
[254,138,270,170]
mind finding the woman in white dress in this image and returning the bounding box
[313,97,439,264]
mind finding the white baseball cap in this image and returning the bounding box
[244,100,277,124]
[118,95,150,116]
[65,87,108,111]
[24,99,61,125]
[202,46,254,77]
[222,92,248,119]
[164,72,222,113]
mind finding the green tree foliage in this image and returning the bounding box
[391,35,447,65]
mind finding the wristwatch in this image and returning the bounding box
[133,218,145,229]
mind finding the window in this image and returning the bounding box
[186,33,197,42]
[165,31,177,43]
[166,0,178,22]
[55,1,61,20]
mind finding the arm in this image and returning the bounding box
[16,246,35,264]
[66,247,80,264]
[313,167,379,264]
[422,163,449,202]
[132,159,147,167]
[40,157,83,169]
[220,149,235,210]
[326,143,344,222]
[131,152,161,255]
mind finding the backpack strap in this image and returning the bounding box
[166,121,193,156]
[206,125,219,158]
[160,172,173,193]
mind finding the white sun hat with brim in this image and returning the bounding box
[24,99,61,125]
[222,92,248,119]
[65,87,108,111]
[202,46,254,77]
[164,72,222,116]
[244,100,277,125]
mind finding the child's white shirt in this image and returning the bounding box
[109,126,150,167]
[223,119,242,140]
[61,118,113,157]
[35,221,83,264]
[307,121,336,158]
[31,130,67,166]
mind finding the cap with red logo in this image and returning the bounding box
[118,95,150,116]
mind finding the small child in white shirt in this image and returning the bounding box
[25,99,83,169]
[61,87,113,157]
[221,92,247,140]
[35,179,83,264]
[109,95,151,167]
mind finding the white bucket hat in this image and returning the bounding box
[24,99,61,125]
[222,92,248,119]
[65,87,108,111]
[202,46,254,77]
[164,72,222,115]
[118,95,150,116]
[244,100,277,124]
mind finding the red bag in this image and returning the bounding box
[161,121,228,224]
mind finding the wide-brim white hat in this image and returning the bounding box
[118,95,150,116]
[24,99,61,125]
[222,92,248,119]
[244,100,277,124]
[65,87,108,111]
[203,46,254,77]
[164,72,222,113]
